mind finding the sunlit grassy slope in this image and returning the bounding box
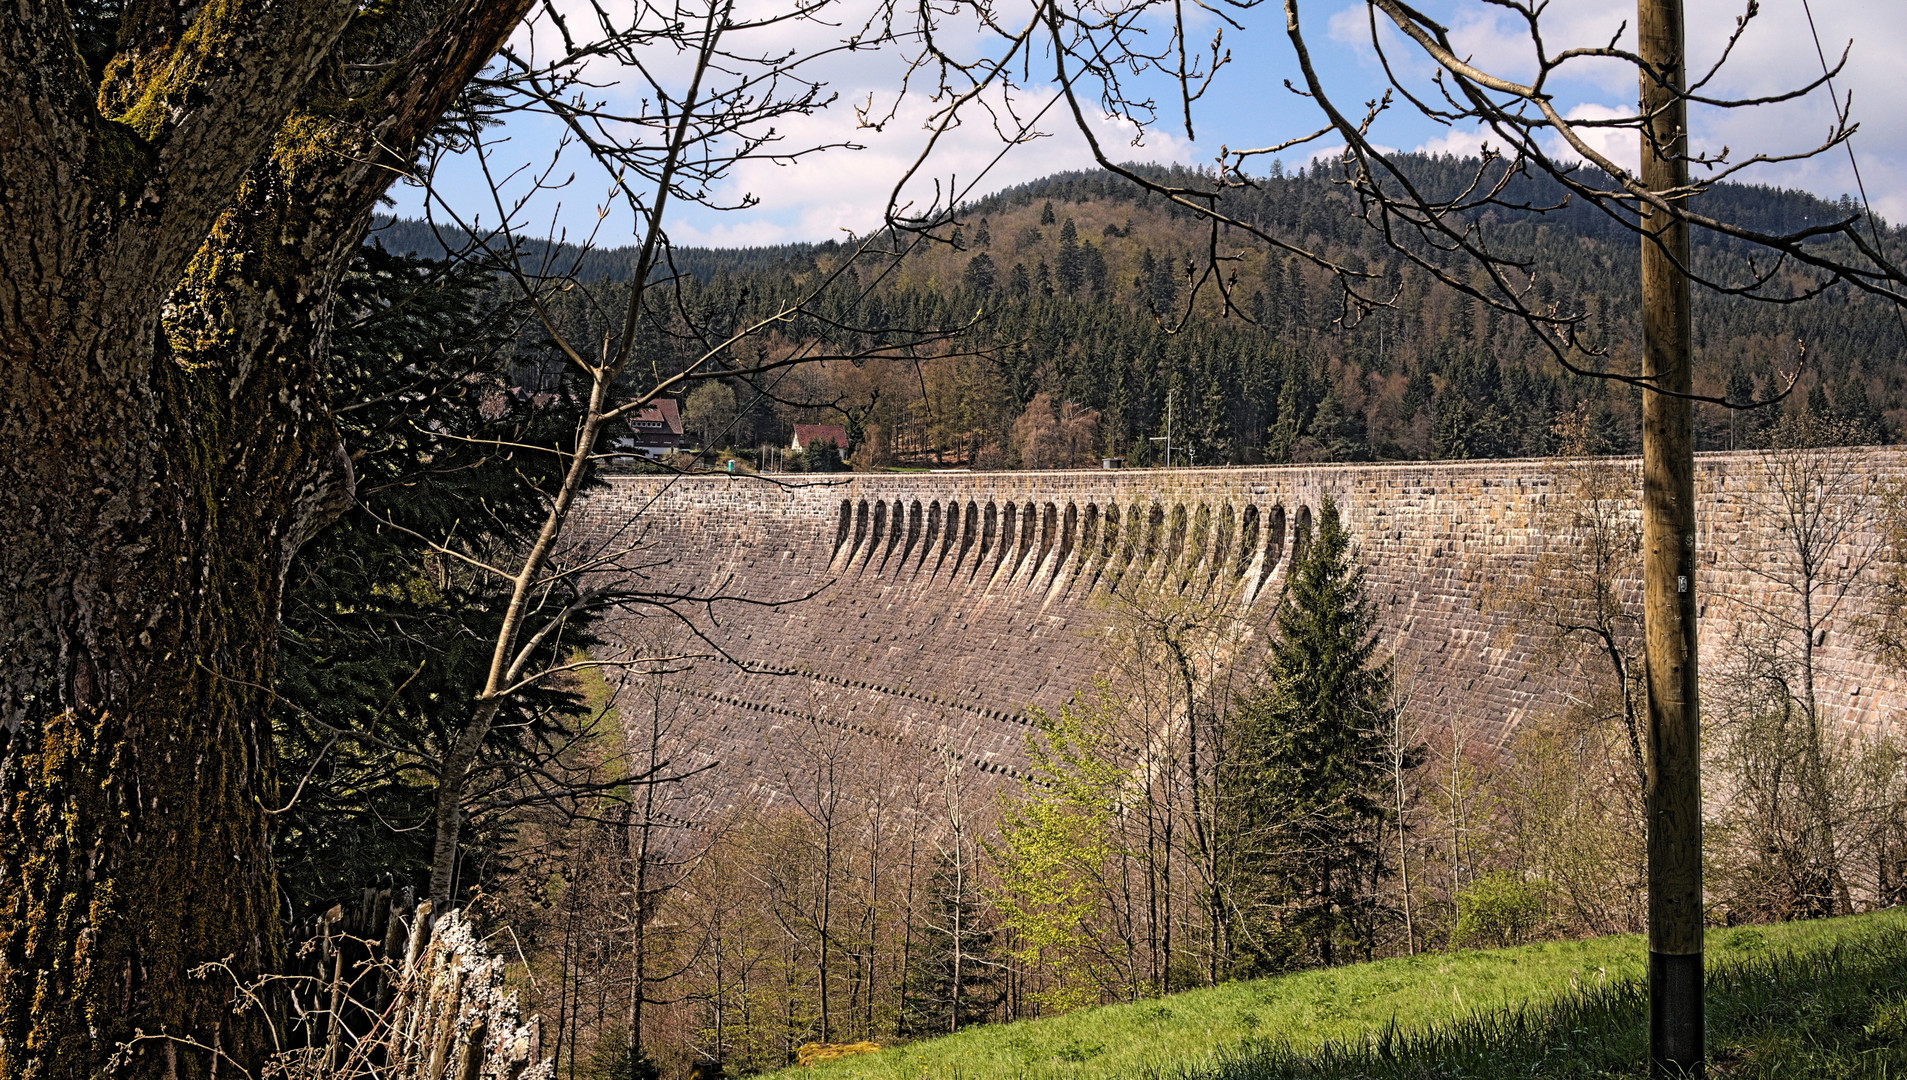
[770,911,1907,1080]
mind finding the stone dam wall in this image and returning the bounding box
[571,449,1907,817]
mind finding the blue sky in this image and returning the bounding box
[393,0,1906,249]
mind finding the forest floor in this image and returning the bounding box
[769,910,1907,1080]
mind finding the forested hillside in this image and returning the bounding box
[375,159,1907,465]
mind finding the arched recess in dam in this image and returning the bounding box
[570,451,1907,817]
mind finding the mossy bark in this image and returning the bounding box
[0,162,358,1080]
[0,3,535,1075]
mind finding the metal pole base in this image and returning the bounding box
[1649,950,1704,1076]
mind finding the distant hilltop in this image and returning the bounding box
[375,160,1905,468]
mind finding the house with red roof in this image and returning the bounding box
[790,423,848,454]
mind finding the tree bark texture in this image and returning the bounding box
[0,4,532,1076]
[1637,0,1703,1072]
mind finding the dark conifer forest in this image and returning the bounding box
[376,159,1906,466]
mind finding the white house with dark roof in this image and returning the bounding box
[610,397,685,459]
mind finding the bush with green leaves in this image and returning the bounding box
[1451,871,1551,949]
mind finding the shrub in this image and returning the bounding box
[1452,872,1549,949]
[794,1042,880,1068]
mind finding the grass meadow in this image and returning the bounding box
[767,910,1907,1080]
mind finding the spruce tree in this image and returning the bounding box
[275,244,600,914]
[1055,219,1083,294]
[964,252,998,294]
[1724,366,1758,449]
[801,436,843,472]
[899,856,1005,1035]
[1224,496,1403,972]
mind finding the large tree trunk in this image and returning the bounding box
[0,255,352,1077]
[1,19,356,1080]
[0,4,532,1075]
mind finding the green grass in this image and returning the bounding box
[774,911,1907,1080]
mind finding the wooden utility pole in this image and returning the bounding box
[1638,0,1703,1073]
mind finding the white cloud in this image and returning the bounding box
[1542,103,1638,178]
[411,0,1205,246]
[1314,0,1904,218]
[1673,0,1906,217]
[666,86,1198,245]
[1328,0,1634,94]
[1414,125,1506,159]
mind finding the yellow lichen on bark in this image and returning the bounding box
[108,0,251,139]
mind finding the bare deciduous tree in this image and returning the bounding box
[382,0,991,919]
[1709,416,1891,918]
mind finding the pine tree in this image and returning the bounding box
[1224,496,1403,972]
[1055,218,1082,294]
[276,244,601,914]
[1399,369,1433,424]
[963,252,998,294]
[1723,366,1761,449]
[1807,383,1833,423]
[1308,388,1367,462]
[1283,259,1308,334]
[899,856,1005,1035]
[1078,241,1108,298]
[800,436,844,472]
[1008,261,1031,298]
[1833,372,1887,443]
[1148,251,1180,312]
[1265,353,1313,463]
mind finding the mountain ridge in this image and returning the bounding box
[374,160,1906,466]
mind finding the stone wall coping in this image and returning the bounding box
[598,445,1907,496]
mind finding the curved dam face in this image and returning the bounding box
[571,450,1907,816]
